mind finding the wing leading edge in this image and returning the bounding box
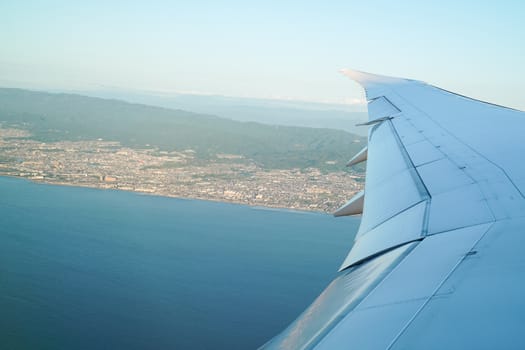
[261,70,525,349]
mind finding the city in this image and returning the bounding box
[0,126,364,213]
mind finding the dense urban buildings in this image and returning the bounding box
[0,127,363,212]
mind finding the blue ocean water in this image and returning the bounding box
[0,176,359,349]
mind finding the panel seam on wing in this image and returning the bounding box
[391,88,525,202]
[388,119,431,237]
[385,222,495,350]
[386,89,503,226]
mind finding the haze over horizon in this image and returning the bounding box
[1,1,524,109]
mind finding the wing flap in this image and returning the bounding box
[340,201,426,268]
[317,223,492,350]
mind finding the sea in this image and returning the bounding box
[0,176,359,349]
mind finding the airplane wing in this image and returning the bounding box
[261,70,525,349]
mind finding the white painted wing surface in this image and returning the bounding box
[261,71,525,349]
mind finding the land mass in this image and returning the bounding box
[0,88,365,212]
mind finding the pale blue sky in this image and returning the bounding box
[1,0,523,108]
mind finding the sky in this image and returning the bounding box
[0,0,524,109]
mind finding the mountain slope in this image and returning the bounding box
[0,88,365,171]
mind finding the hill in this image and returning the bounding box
[0,88,365,171]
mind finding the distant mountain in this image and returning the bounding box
[73,88,370,136]
[0,88,366,171]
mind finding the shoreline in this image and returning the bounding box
[0,128,362,214]
[2,175,331,215]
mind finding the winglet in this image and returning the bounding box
[340,69,417,101]
[340,69,410,86]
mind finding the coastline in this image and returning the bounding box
[0,128,363,213]
[1,175,331,214]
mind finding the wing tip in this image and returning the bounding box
[340,69,415,88]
